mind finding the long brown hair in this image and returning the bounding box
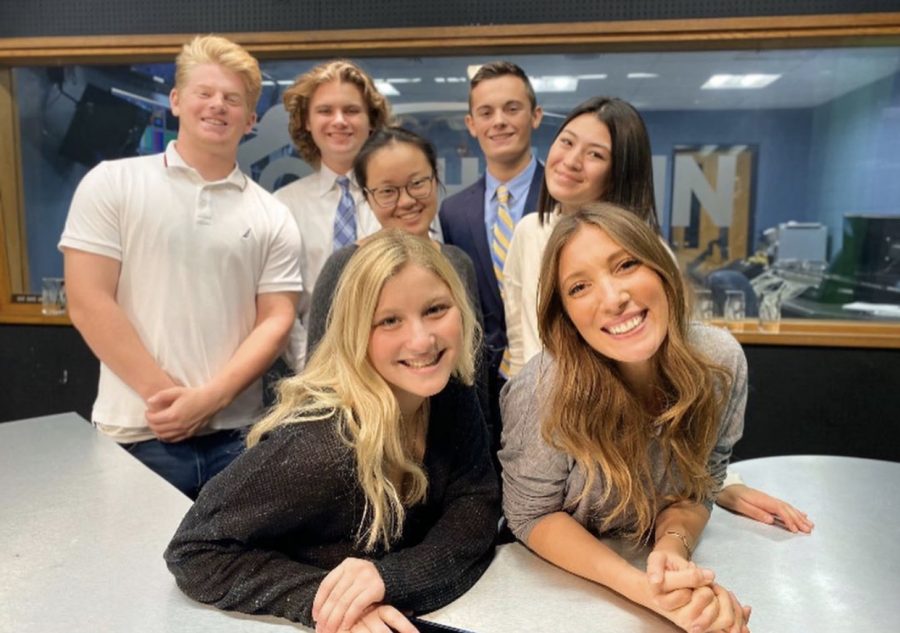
[537,203,729,542]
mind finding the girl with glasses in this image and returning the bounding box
[306,126,483,358]
[166,230,499,633]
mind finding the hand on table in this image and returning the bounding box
[717,484,814,534]
[339,605,418,633]
[659,582,751,633]
[145,384,223,442]
[646,550,715,611]
[313,557,386,633]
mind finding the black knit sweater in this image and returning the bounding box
[164,379,500,626]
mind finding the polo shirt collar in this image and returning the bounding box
[164,141,248,190]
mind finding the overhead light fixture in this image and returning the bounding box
[530,76,578,93]
[577,74,607,80]
[701,73,781,89]
[374,80,400,96]
[627,72,658,79]
[386,77,421,84]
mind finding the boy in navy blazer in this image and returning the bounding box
[439,61,543,445]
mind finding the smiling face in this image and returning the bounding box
[362,141,437,238]
[170,63,256,154]
[546,113,613,212]
[465,74,543,174]
[557,223,669,386]
[306,79,373,172]
[368,263,462,418]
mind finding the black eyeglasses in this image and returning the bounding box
[365,174,435,208]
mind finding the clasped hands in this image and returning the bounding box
[144,379,227,443]
[312,557,418,633]
[647,550,751,633]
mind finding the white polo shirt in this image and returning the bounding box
[59,142,303,439]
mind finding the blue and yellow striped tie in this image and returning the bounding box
[491,185,513,378]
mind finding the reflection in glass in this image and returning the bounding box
[7,47,900,324]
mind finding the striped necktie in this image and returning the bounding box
[333,176,357,250]
[491,185,514,378]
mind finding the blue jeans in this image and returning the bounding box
[122,429,245,499]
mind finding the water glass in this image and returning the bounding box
[723,290,745,332]
[41,277,66,316]
[759,293,782,333]
[695,289,714,322]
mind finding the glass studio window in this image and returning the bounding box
[8,46,900,324]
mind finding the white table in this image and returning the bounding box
[4,414,898,632]
[424,455,900,632]
[0,413,293,632]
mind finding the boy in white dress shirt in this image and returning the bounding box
[274,61,391,370]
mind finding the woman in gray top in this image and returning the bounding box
[499,204,750,633]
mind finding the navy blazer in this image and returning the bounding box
[439,163,545,372]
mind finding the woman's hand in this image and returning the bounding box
[646,550,716,611]
[656,582,751,633]
[343,605,419,633]
[706,584,751,633]
[717,484,814,534]
[313,558,386,633]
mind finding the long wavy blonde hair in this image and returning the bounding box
[248,230,479,551]
[537,203,731,542]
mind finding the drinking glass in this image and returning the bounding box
[695,289,714,322]
[723,290,746,332]
[759,293,782,333]
[41,277,66,316]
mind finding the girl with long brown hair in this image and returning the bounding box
[500,203,751,633]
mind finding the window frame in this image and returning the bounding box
[2,13,900,345]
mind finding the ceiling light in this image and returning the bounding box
[577,74,608,80]
[702,73,781,89]
[467,65,482,80]
[374,80,400,96]
[627,72,658,79]
[530,76,578,93]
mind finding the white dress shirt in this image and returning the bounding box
[274,164,380,369]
